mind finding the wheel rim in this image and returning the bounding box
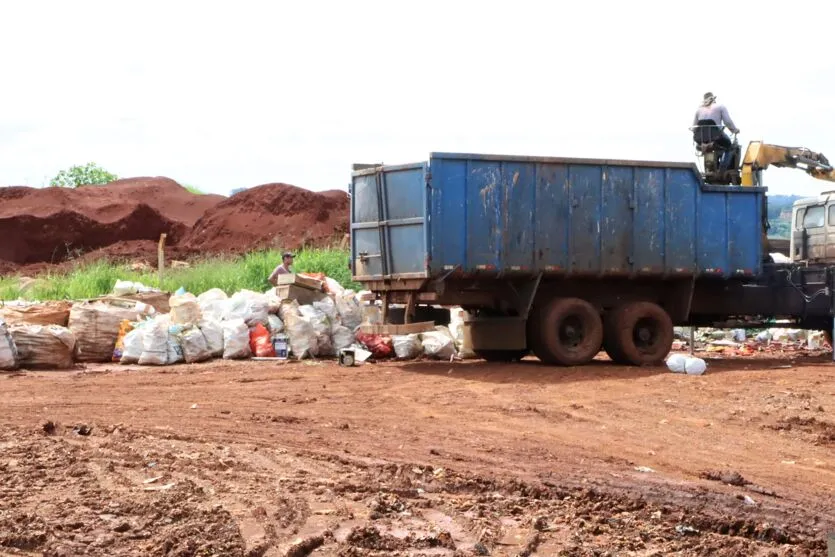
[633,317,660,353]
[558,315,585,350]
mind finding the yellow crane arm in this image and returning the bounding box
[741,141,835,185]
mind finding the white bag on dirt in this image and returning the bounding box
[280,302,319,359]
[221,318,252,359]
[332,325,354,352]
[120,326,145,364]
[170,293,202,325]
[199,318,224,358]
[267,314,284,334]
[449,308,477,359]
[421,330,456,360]
[68,301,144,363]
[336,292,363,331]
[684,357,707,375]
[666,353,687,373]
[10,325,76,369]
[178,327,212,364]
[0,318,19,370]
[393,334,423,359]
[138,319,169,366]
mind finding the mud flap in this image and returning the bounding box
[464,317,527,351]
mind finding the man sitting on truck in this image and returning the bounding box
[268,252,295,286]
[692,92,740,170]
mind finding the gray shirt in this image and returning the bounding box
[693,104,738,133]
[268,264,292,283]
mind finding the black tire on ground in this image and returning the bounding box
[474,349,529,363]
[604,301,674,366]
[531,297,603,366]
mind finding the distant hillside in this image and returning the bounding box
[767,194,802,239]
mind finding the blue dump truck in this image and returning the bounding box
[349,150,835,366]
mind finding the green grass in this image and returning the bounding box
[0,249,358,302]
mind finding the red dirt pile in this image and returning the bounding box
[183,183,349,255]
[0,178,223,267]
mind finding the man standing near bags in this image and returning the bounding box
[268,252,295,286]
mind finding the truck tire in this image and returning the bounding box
[604,302,673,366]
[532,297,603,366]
[475,349,529,363]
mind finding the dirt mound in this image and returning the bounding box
[0,179,223,266]
[183,183,349,255]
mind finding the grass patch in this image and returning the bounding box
[1,249,359,302]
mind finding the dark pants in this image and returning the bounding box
[694,119,733,170]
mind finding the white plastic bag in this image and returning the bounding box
[178,327,212,363]
[113,280,140,296]
[120,327,145,364]
[393,334,422,359]
[448,308,477,359]
[421,330,456,360]
[170,293,202,325]
[684,357,707,375]
[299,305,330,335]
[267,314,284,334]
[332,325,354,352]
[224,291,270,326]
[197,288,228,303]
[138,319,169,366]
[336,292,363,331]
[666,353,687,373]
[0,318,18,370]
[199,319,224,358]
[313,298,338,326]
[281,304,318,359]
[221,319,251,359]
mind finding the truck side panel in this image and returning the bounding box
[426,153,765,280]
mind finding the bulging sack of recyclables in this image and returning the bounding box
[421,329,456,360]
[10,324,76,369]
[280,301,318,359]
[199,318,224,358]
[178,326,212,364]
[221,318,251,359]
[69,301,145,363]
[393,334,422,359]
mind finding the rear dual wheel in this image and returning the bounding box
[530,297,603,366]
[603,302,673,366]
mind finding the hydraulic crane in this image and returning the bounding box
[691,125,835,186]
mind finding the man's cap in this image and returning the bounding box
[282,251,295,258]
[703,91,716,103]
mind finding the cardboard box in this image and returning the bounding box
[275,273,323,291]
[275,284,328,305]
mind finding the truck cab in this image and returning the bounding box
[791,191,835,262]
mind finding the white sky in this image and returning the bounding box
[1,1,833,197]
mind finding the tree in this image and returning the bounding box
[50,163,118,188]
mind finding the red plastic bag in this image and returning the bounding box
[355,332,393,359]
[249,323,276,357]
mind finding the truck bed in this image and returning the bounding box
[350,152,767,285]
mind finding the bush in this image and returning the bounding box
[51,163,118,188]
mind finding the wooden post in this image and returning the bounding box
[158,233,167,290]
